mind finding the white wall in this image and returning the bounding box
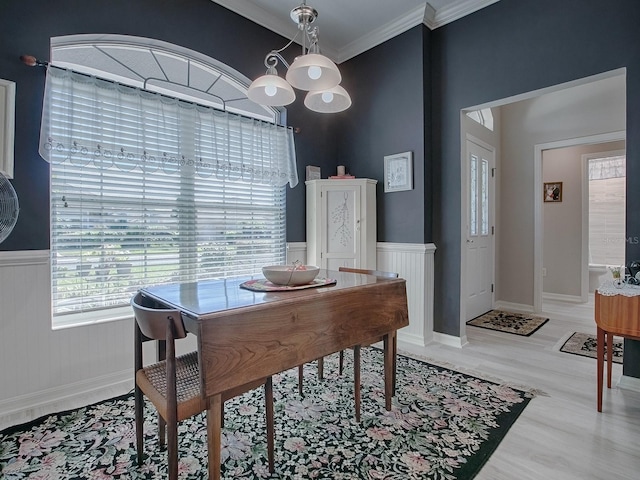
[498,73,626,308]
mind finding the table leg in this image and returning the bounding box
[392,334,397,396]
[353,345,361,422]
[265,378,275,473]
[606,332,613,389]
[597,326,604,412]
[383,332,394,411]
[207,394,223,480]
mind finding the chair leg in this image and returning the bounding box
[317,357,324,380]
[167,417,178,480]
[354,345,361,422]
[298,364,304,396]
[158,414,166,448]
[134,385,145,465]
[265,377,275,473]
[339,350,344,375]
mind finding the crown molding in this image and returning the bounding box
[336,4,427,63]
[428,0,501,30]
[212,0,501,63]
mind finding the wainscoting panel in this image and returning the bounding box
[377,243,437,347]
[0,251,133,430]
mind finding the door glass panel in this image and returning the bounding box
[470,155,478,236]
[481,159,489,235]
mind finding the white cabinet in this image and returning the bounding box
[305,178,377,271]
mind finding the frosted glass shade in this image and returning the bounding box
[247,73,296,106]
[304,85,351,113]
[286,53,341,91]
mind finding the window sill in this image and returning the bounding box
[52,305,132,330]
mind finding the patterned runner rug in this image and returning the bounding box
[0,348,533,479]
[466,309,549,336]
[560,332,624,364]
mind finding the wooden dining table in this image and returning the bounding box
[139,269,409,479]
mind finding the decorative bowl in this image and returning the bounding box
[262,265,320,286]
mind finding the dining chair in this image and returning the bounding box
[132,292,275,479]
[297,267,399,422]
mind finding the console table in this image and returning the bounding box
[595,282,640,412]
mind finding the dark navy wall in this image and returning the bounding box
[338,27,429,243]
[0,0,331,249]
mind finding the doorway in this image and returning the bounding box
[459,69,625,342]
[535,132,626,310]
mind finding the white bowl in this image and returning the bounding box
[262,265,320,286]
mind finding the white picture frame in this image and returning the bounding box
[0,79,16,179]
[384,151,413,192]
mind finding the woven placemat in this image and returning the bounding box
[240,277,336,292]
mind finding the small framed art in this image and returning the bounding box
[543,182,562,202]
[384,151,413,192]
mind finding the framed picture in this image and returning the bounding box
[384,151,413,192]
[0,79,16,179]
[306,165,321,181]
[544,182,562,202]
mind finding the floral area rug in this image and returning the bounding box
[0,348,533,479]
[466,310,549,336]
[560,332,624,364]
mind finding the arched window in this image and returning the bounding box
[40,35,297,328]
[465,108,494,131]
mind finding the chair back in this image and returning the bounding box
[131,292,187,341]
[338,266,399,279]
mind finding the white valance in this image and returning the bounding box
[39,66,298,187]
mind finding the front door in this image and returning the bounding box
[465,139,495,320]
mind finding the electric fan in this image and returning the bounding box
[0,172,19,244]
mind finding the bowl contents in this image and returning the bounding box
[262,265,320,286]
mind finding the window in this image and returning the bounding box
[465,108,494,131]
[39,38,297,328]
[587,151,626,267]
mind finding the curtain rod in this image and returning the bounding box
[20,55,301,133]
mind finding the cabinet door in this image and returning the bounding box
[322,185,361,269]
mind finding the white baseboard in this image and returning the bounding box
[432,332,467,348]
[398,330,429,348]
[0,370,132,431]
[494,301,535,314]
[542,292,583,303]
[618,374,640,393]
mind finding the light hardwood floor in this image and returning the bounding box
[399,296,640,480]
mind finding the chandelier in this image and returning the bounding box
[247,1,351,113]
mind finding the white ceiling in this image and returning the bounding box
[211,0,499,63]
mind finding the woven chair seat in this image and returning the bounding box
[136,351,206,422]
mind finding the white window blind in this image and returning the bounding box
[39,66,296,322]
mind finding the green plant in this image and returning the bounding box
[610,266,622,279]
